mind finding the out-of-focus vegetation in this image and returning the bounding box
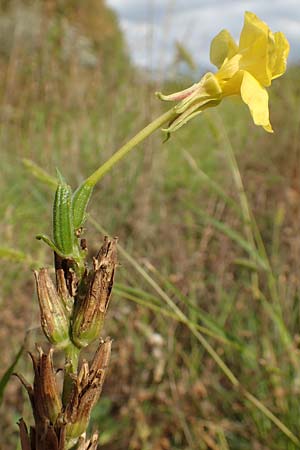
[1,1,300,449]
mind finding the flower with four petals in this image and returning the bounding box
[156,11,289,133]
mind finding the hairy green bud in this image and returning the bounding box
[53,178,75,256]
[72,182,94,230]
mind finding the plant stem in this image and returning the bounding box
[86,107,177,187]
[62,343,80,407]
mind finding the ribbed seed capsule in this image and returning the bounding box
[71,237,117,348]
[53,181,75,256]
[16,347,62,425]
[72,182,93,230]
[34,269,70,348]
[65,339,112,440]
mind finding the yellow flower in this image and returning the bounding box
[156,11,289,133]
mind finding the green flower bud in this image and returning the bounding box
[53,179,76,257]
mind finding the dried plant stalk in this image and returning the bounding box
[16,237,117,450]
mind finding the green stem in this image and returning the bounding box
[86,107,177,187]
[62,343,80,407]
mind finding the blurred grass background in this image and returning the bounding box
[1,1,300,449]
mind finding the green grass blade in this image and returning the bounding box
[186,203,269,271]
[0,247,42,269]
[114,285,241,346]
[22,158,57,190]
[89,217,300,447]
[0,346,24,405]
[183,149,242,216]
[142,262,251,355]
[0,248,27,263]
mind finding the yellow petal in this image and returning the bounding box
[220,70,243,96]
[210,29,238,68]
[239,11,272,86]
[271,32,290,79]
[239,12,269,53]
[240,71,273,132]
[216,53,241,82]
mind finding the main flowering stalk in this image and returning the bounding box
[16,10,291,450]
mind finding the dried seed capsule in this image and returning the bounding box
[76,432,99,450]
[53,179,75,256]
[71,237,117,348]
[34,268,70,348]
[16,347,62,425]
[64,339,112,440]
[72,182,93,230]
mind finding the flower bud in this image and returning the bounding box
[34,268,70,348]
[71,237,117,348]
[53,177,76,257]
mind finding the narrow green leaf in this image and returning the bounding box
[233,257,263,271]
[22,158,57,189]
[0,346,24,405]
[0,248,27,263]
[183,150,241,215]
[186,203,269,271]
[113,285,243,348]
[72,182,94,230]
[36,234,66,258]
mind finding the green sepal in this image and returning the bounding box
[72,182,94,230]
[53,177,75,255]
[36,234,69,259]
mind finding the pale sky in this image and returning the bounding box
[107,0,300,72]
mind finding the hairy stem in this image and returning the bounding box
[86,107,177,187]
